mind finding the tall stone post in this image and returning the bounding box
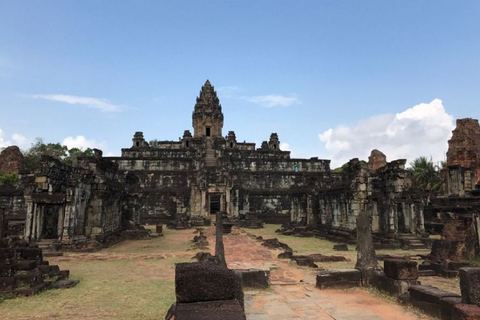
[0,208,5,238]
[355,210,377,286]
[215,211,227,268]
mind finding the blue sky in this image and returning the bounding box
[1,1,479,168]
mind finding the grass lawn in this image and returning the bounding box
[0,227,195,320]
[0,224,460,319]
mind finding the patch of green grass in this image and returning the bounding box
[1,258,177,320]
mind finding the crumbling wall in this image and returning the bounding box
[446,118,480,195]
[0,146,24,175]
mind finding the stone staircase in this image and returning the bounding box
[205,148,217,167]
[36,239,63,257]
[396,233,429,250]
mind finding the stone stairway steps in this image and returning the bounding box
[205,149,217,167]
[36,239,63,257]
[396,233,429,250]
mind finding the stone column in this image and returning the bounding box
[215,211,227,269]
[355,210,377,286]
[0,208,5,238]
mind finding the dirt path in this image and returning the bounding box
[214,228,430,320]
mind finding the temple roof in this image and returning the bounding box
[194,80,222,114]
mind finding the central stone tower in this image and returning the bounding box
[192,80,224,138]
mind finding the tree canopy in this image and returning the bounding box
[409,156,444,200]
[22,138,94,172]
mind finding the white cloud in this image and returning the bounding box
[12,133,27,146]
[217,86,241,98]
[62,135,106,151]
[0,129,11,149]
[280,142,297,158]
[33,94,123,112]
[319,99,454,168]
[247,95,301,107]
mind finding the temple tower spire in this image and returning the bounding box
[192,80,224,138]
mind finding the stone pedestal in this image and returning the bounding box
[459,267,480,306]
[355,211,377,285]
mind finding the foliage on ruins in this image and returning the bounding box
[22,138,94,172]
[409,156,443,199]
[0,174,18,186]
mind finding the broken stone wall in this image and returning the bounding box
[23,155,125,245]
[446,118,480,195]
[315,156,424,237]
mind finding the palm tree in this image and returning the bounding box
[409,156,443,202]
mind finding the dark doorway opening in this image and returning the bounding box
[43,206,58,239]
[209,194,221,214]
[206,127,211,137]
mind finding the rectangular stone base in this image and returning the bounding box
[372,272,420,297]
[316,269,361,289]
[175,300,246,320]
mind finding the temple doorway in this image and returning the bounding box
[208,193,222,214]
[42,206,59,239]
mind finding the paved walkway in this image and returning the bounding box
[208,228,429,320]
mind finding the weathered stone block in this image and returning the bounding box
[291,255,318,268]
[0,248,14,259]
[384,259,418,280]
[175,300,246,320]
[409,285,460,304]
[17,260,38,271]
[452,304,480,320]
[411,299,442,318]
[234,269,269,288]
[372,271,420,297]
[0,276,15,291]
[333,243,348,251]
[175,263,242,305]
[17,247,42,261]
[35,176,47,183]
[14,269,44,287]
[316,269,361,289]
[40,265,60,277]
[0,262,17,277]
[459,267,480,306]
[50,279,79,289]
[439,296,463,320]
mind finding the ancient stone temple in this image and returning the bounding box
[108,80,331,224]
[106,80,425,239]
[445,118,480,196]
[425,118,480,271]
[0,80,426,246]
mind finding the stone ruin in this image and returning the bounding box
[0,234,77,298]
[0,80,428,252]
[422,118,480,277]
[315,206,480,320]
[277,151,427,248]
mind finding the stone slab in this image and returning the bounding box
[372,271,420,297]
[176,263,242,306]
[384,259,418,280]
[409,285,460,304]
[316,269,361,289]
[234,269,269,289]
[452,303,480,320]
[439,296,462,320]
[459,267,480,306]
[175,300,246,320]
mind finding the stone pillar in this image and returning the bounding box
[355,210,377,286]
[0,208,5,238]
[459,267,480,306]
[215,211,227,269]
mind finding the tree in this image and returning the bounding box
[64,147,94,165]
[409,156,443,201]
[22,138,94,172]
